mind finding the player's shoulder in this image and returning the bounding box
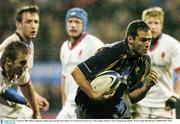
[60,40,69,49]
[2,33,20,43]
[84,34,103,43]
[0,33,20,52]
[106,40,128,53]
[161,33,179,44]
[161,34,180,50]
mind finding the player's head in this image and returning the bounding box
[1,41,30,76]
[65,7,88,38]
[16,5,39,22]
[142,7,164,38]
[15,5,40,41]
[126,20,152,56]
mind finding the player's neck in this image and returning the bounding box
[69,33,86,49]
[16,30,32,43]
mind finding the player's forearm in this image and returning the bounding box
[60,79,67,106]
[174,71,180,96]
[128,82,153,103]
[129,69,158,103]
[71,66,95,99]
[20,80,41,119]
[174,81,180,96]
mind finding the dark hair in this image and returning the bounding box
[126,20,150,40]
[1,41,30,65]
[16,5,39,22]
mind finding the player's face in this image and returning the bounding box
[17,12,39,41]
[66,17,83,38]
[144,17,163,39]
[131,30,152,56]
[9,53,29,76]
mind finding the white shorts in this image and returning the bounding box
[133,105,175,119]
[56,102,77,119]
[0,97,33,119]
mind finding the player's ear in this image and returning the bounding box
[128,36,133,45]
[16,21,21,29]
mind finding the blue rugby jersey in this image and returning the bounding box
[75,39,151,118]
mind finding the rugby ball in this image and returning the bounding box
[90,70,121,95]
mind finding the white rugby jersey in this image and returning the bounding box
[138,33,180,107]
[0,33,34,70]
[60,33,104,104]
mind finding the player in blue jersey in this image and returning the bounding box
[71,20,159,119]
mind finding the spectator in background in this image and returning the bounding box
[56,7,104,119]
[133,7,180,119]
[0,5,49,118]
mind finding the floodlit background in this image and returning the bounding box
[0,0,179,118]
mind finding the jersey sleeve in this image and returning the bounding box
[88,37,104,54]
[171,42,180,71]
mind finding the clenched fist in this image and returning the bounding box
[146,69,159,87]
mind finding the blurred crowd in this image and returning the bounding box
[0,0,179,61]
[0,0,179,117]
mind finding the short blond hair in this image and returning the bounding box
[142,7,164,24]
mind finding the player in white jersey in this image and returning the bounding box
[0,5,49,119]
[0,41,41,118]
[56,8,104,119]
[133,7,180,119]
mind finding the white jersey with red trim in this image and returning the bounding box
[60,34,104,103]
[138,33,180,108]
[0,33,34,70]
[0,55,32,119]
[0,33,33,119]
[57,34,104,119]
